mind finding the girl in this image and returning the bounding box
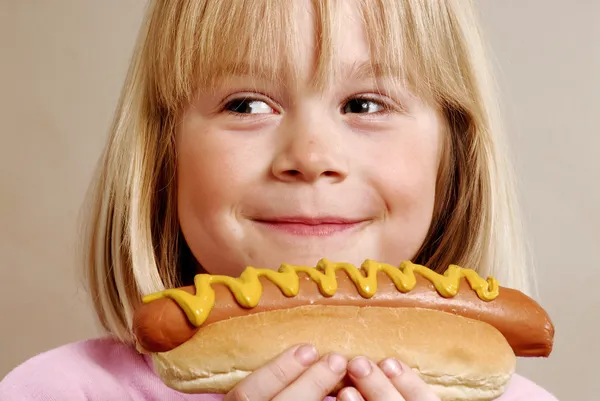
[0,0,558,400]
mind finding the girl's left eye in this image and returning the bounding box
[224,98,274,114]
[342,98,386,114]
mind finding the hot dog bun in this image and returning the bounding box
[133,259,555,401]
[148,306,516,401]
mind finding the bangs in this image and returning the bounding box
[357,0,478,108]
[144,0,299,112]
[143,0,476,113]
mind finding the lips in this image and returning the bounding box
[251,217,370,237]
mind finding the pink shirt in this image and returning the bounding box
[0,336,558,400]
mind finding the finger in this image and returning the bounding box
[337,387,365,401]
[273,353,348,401]
[379,358,440,401]
[346,357,405,401]
[224,344,319,401]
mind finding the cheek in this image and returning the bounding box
[371,115,442,225]
[175,123,258,226]
[383,159,438,231]
[175,120,269,268]
[177,133,227,219]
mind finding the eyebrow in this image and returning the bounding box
[208,62,290,82]
[340,61,396,80]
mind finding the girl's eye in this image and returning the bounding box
[342,98,386,114]
[225,98,273,114]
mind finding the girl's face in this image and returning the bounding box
[176,1,443,276]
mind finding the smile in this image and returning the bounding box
[251,217,370,237]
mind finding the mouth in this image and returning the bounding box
[251,217,371,237]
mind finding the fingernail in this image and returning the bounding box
[327,353,347,373]
[294,344,318,366]
[339,387,364,401]
[348,356,372,378]
[380,358,403,378]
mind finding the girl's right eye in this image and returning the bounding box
[224,98,274,115]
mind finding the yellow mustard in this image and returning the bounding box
[142,259,499,327]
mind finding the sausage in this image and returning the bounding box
[132,266,555,357]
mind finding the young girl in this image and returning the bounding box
[0,0,558,400]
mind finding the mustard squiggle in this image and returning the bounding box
[142,259,499,327]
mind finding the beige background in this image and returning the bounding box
[1,1,598,399]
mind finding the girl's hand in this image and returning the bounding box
[223,344,347,401]
[337,357,440,401]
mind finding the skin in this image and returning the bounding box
[176,1,443,400]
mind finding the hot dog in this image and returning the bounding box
[132,259,555,401]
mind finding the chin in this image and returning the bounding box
[238,245,385,271]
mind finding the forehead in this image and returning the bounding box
[198,0,377,92]
[294,0,371,75]
[150,0,454,110]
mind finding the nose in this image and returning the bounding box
[271,125,349,183]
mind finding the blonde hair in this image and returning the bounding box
[79,0,535,344]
